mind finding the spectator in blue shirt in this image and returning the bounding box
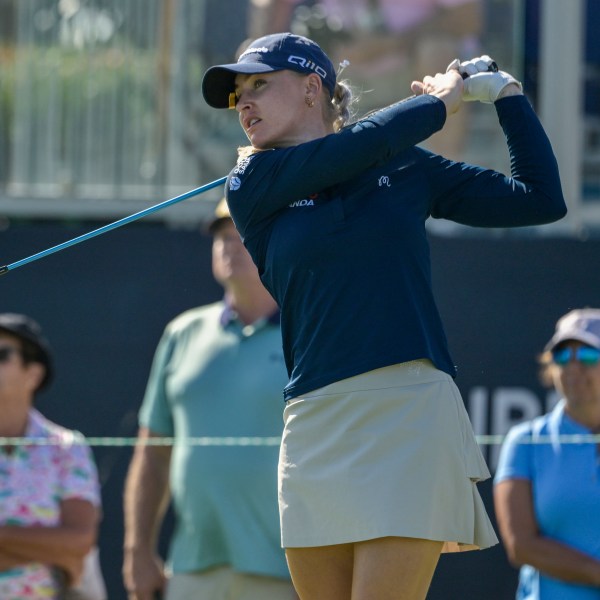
[495,309,600,599]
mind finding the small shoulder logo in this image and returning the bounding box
[233,156,252,175]
[378,175,391,188]
[229,176,241,191]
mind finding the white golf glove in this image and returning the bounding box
[447,55,522,103]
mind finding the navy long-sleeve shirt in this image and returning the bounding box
[226,94,566,401]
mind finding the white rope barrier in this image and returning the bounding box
[1,434,600,447]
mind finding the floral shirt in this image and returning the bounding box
[0,409,100,599]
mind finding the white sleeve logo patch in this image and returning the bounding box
[229,176,241,191]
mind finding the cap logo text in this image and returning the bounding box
[288,55,327,79]
[240,46,269,58]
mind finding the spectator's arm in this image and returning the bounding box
[122,427,172,600]
[494,479,600,586]
[0,498,98,585]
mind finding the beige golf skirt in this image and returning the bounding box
[278,360,498,551]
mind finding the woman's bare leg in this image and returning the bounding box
[286,537,442,600]
[285,543,354,600]
[352,536,443,600]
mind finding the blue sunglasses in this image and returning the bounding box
[551,346,600,366]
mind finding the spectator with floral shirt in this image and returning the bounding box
[0,313,101,599]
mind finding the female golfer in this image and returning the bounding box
[201,32,566,600]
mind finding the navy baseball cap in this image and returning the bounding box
[0,313,53,391]
[202,32,337,109]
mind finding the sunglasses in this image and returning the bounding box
[551,346,600,367]
[0,346,22,363]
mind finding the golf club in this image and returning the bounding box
[0,176,227,276]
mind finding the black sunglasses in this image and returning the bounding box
[0,346,21,363]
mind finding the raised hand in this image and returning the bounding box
[447,55,522,103]
[411,69,464,115]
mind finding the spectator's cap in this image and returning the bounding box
[206,198,233,234]
[544,308,600,351]
[0,313,53,391]
[202,32,336,109]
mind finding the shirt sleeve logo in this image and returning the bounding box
[229,176,241,191]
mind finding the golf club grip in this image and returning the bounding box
[403,61,499,102]
[461,61,498,79]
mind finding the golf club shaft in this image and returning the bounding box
[0,176,227,276]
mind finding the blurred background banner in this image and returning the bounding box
[0,1,599,598]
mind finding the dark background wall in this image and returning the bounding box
[1,220,598,599]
